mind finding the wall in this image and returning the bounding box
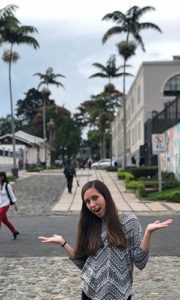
[161,123,180,179]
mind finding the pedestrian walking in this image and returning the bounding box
[39,180,173,300]
[0,171,20,240]
[63,160,76,193]
[87,158,92,170]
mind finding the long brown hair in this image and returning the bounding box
[74,180,127,259]
[0,171,8,187]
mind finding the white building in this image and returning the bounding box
[0,130,49,171]
[112,57,180,166]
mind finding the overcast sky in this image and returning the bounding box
[0,0,180,119]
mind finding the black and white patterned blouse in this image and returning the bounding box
[71,212,149,300]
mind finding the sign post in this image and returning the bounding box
[152,134,166,192]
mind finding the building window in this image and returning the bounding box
[135,124,137,143]
[138,120,141,140]
[131,128,134,146]
[137,86,141,103]
[131,97,134,113]
[127,130,130,148]
[127,105,130,121]
[164,74,180,96]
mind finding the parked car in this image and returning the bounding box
[92,159,114,169]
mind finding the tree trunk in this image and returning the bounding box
[9,44,17,170]
[123,59,127,168]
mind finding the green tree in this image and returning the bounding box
[34,67,66,165]
[16,88,45,125]
[102,5,162,167]
[1,10,39,172]
[87,129,101,160]
[0,115,21,136]
[75,84,122,158]
[89,54,132,84]
[34,67,65,90]
[0,4,18,32]
[54,117,81,162]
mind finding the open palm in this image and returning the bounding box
[147,219,173,233]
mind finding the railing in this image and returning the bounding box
[152,97,180,133]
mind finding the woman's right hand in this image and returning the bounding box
[14,203,18,212]
[38,234,65,245]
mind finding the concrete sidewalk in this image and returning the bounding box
[52,169,180,214]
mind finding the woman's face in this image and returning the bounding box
[83,187,106,218]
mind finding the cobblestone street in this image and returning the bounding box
[9,172,66,216]
[0,256,179,299]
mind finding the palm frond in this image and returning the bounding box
[102,26,126,44]
[89,73,108,79]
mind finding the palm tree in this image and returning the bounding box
[34,67,65,166]
[34,67,65,90]
[102,5,162,168]
[1,15,39,175]
[89,54,132,84]
[117,40,136,167]
[0,4,18,30]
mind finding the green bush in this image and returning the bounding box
[118,167,125,172]
[144,187,180,203]
[107,166,118,172]
[125,180,146,197]
[125,180,140,189]
[117,168,126,179]
[162,172,178,188]
[126,166,158,178]
[124,172,134,183]
[172,192,180,202]
[27,164,45,172]
[7,173,15,181]
[137,182,146,197]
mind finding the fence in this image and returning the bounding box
[152,97,180,133]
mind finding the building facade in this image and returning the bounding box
[0,130,49,172]
[112,57,180,166]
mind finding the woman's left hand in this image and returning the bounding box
[146,218,173,233]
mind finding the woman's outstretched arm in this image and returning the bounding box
[140,218,173,251]
[38,234,75,258]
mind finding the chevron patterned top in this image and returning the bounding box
[71,212,149,300]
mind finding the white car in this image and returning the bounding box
[92,159,114,169]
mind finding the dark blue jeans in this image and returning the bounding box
[66,175,73,193]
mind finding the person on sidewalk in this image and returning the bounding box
[87,158,93,170]
[39,180,173,300]
[63,160,76,193]
[0,171,20,240]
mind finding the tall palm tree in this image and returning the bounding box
[1,16,39,175]
[102,5,162,168]
[34,67,65,166]
[34,67,65,90]
[0,4,18,30]
[89,54,132,83]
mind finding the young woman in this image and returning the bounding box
[39,180,173,300]
[0,171,19,240]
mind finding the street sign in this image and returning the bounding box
[152,134,166,155]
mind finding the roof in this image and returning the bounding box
[15,131,45,144]
[0,130,45,147]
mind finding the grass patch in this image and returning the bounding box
[143,186,180,203]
